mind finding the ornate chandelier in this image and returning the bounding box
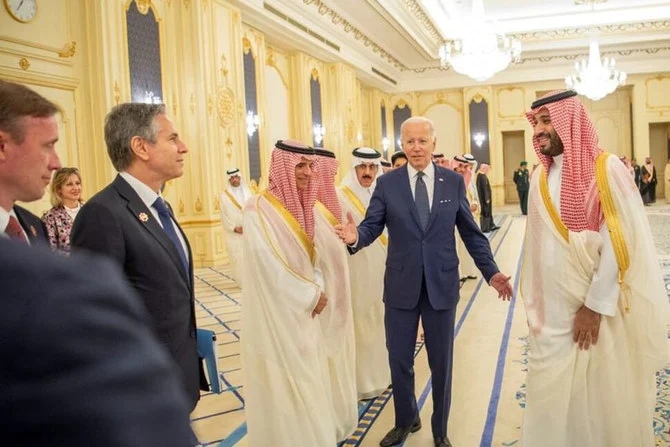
[565,39,626,101]
[439,0,521,82]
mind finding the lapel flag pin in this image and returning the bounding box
[138,212,149,222]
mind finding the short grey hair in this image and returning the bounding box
[104,103,165,171]
[400,116,436,139]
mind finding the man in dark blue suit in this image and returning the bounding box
[0,80,60,245]
[71,103,206,414]
[336,117,513,447]
[0,238,196,446]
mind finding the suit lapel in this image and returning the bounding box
[112,176,191,288]
[399,166,423,230]
[13,206,41,243]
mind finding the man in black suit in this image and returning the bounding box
[0,238,195,446]
[0,80,61,244]
[71,103,205,412]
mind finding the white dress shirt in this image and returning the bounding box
[119,172,189,262]
[406,161,435,211]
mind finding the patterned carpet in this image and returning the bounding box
[502,207,670,446]
[189,207,670,446]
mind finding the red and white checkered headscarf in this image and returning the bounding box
[526,91,602,232]
[268,140,317,239]
[313,148,342,223]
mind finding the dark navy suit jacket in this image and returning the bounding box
[353,163,499,310]
[0,238,195,446]
[71,175,205,410]
[14,205,48,245]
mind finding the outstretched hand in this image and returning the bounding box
[490,272,513,301]
[334,212,358,245]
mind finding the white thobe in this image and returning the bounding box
[313,202,358,441]
[220,189,246,284]
[337,185,391,399]
[241,193,336,446]
[519,154,668,447]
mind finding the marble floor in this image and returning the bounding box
[190,201,670,447]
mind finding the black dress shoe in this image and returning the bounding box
[379,418,421,447]
[466,275,477,280]
[434,437,452,447]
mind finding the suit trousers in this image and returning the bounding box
[384,275,457,438]
[517,189,528,215]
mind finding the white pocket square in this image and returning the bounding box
[438,178,444,182]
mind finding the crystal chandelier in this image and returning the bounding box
[565,39,626,101]
[439,0,521,82]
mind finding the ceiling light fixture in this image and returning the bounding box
[564,39,626,101]
[439,0,521,82]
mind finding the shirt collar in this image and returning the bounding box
[119,172,162,209]
[0,206,18,237]
[407,161,435,180]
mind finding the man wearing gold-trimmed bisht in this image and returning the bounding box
[219,168,252,284]
[520,90,668,447]
[240,140,335,446]
[336,147,391,400]
[312,147,358,441]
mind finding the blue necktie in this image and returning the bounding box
[415,171,430,230]
[152,197,189,277]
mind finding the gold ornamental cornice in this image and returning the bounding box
[410,45,670,73]
[302,0,408,70]
[401,0,443,43]
[134,0,152,15]
[58,41,77,58]
[242,36,252,55]
[508,20,670,42]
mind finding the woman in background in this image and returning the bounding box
[42,167,84,253]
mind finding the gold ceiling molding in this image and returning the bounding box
[302,0,408,70]
[515,46,670,65]
[508,20,670,42]
[401,0,442,43]
[411,45,670,72]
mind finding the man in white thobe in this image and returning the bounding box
[453,155,479,281]
[241,140,334,446]
[520,90,668,447]
[313,147,358,441]
[219,168,252,284]
[336,147,391,399]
